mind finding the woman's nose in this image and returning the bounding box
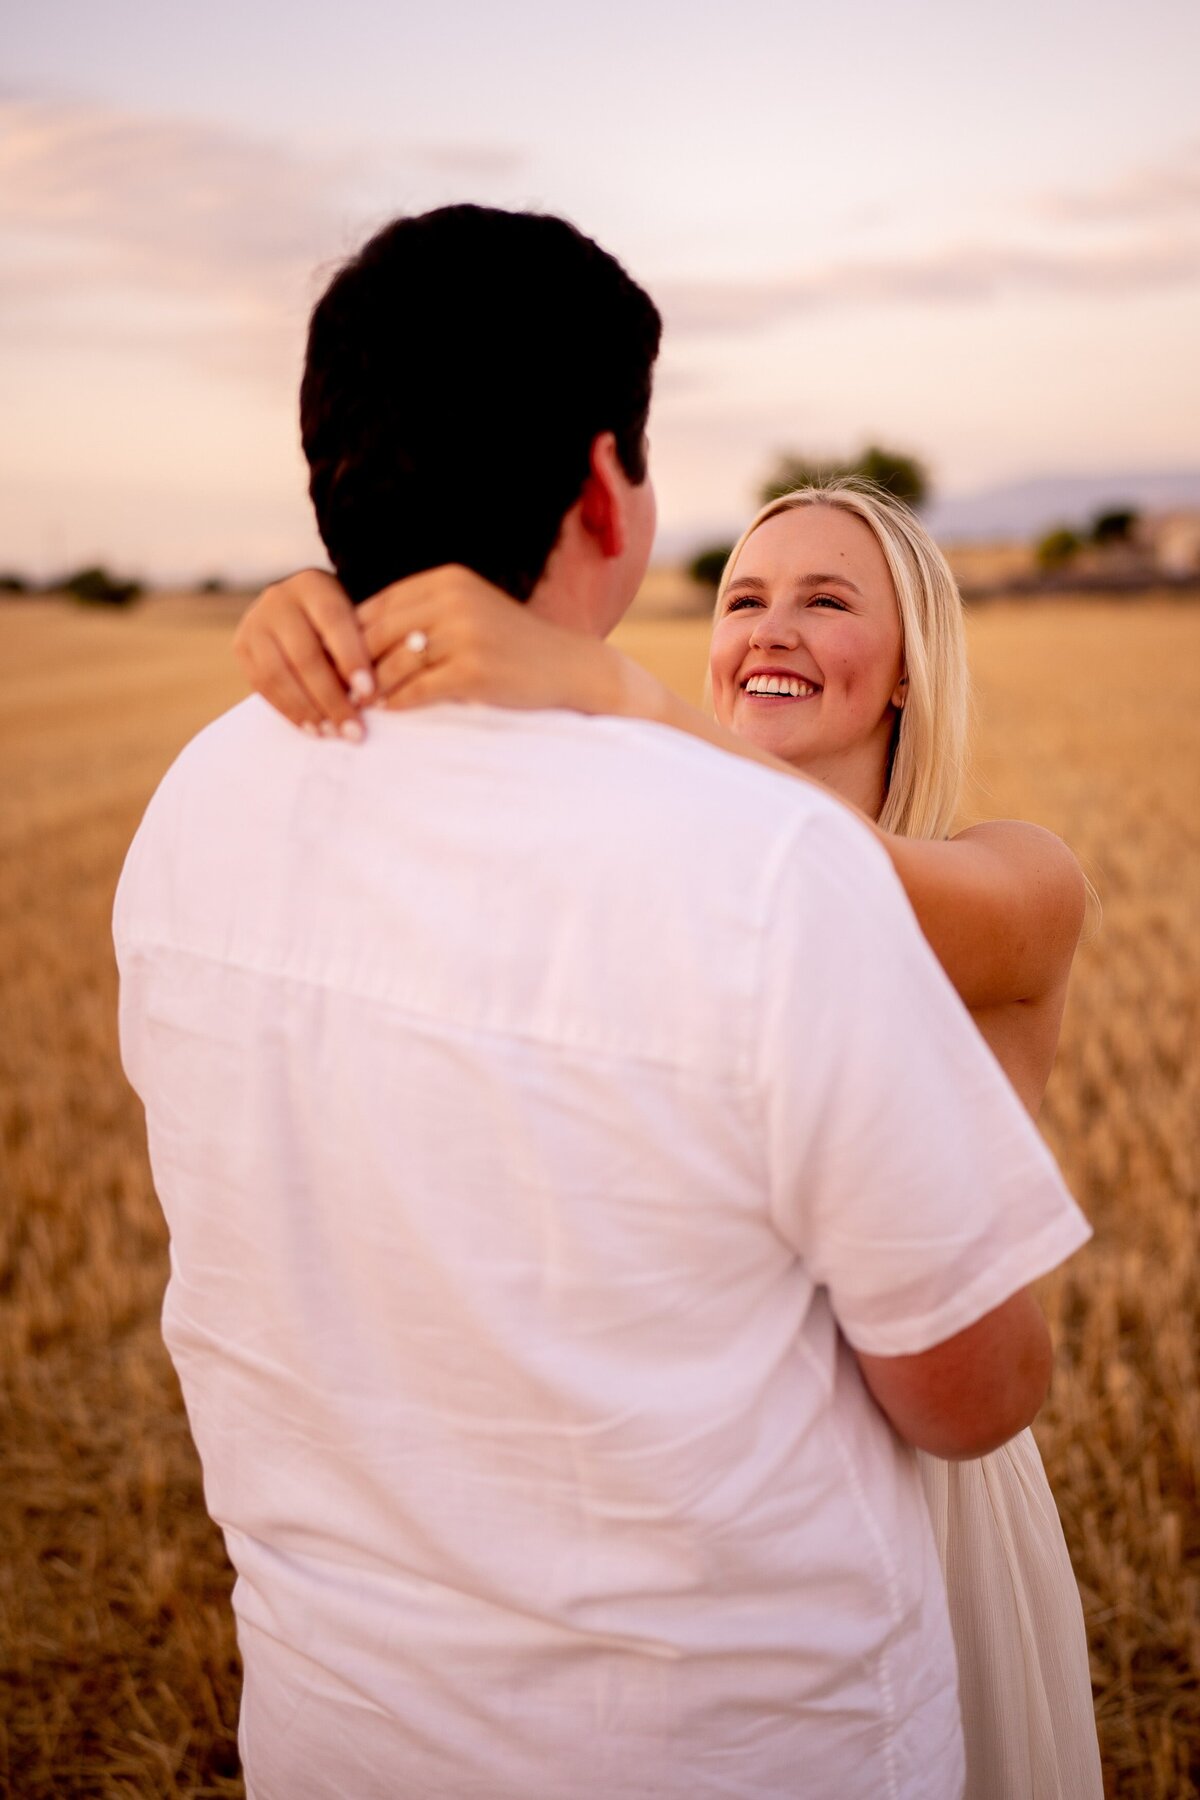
[749,606,801,650]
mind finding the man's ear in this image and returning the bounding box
[578,433,627,560]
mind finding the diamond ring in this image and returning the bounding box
[403,629,429,657]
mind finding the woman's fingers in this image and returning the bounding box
[298,573,375,702]
[378,663,458,712]
[358,565,500,663]
[272,607,365,731]
[235,570,373,731]
[359,586,437,665]
[372,631,453,702]
[242,630,327,732]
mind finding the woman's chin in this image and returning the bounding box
[732,700,821,764]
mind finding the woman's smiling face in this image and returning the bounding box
[708,503,907,816]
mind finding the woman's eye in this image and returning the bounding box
[810,593,847,610]
[725,594,762,613]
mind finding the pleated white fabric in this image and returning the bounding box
[919,1433,1103,1798]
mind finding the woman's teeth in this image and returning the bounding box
[743,675,817,698]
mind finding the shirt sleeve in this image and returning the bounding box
[756,806,1091,1357]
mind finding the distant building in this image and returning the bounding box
[1139,511,1200,577]
[943,541,1035,592]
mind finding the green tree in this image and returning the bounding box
[1090,507,1138,547]
[1035,527,1082,573]
[759,455,842,503]
[687,544,735,589]
[759,443,930,509]
[60,565,144,606]
[0,572,30,594]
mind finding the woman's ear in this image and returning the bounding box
[892,673,908,710]
[578,433,626,560]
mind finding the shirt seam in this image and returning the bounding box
[115,932,764,1094]
[793,1331,904,1800]
[750,808,870,1241]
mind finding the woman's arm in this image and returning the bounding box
[881,822,1087,1010]
[234,565,1086,1010]
[856,1286,1053,1460]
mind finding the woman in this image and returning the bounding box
[234,481,1102,1798]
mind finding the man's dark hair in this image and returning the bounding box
[300,205,662,603]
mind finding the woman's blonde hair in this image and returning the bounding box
[709,479,969,841]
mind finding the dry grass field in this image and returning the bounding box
[2,593,1197,1797]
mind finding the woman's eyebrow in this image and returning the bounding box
[797,571,864,597]
[724,571,866,597]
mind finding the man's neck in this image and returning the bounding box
[526,568,611,640]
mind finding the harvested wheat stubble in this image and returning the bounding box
[1,595,1196,1798]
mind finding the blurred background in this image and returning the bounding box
[2,5,1198,1797]
[2,0,1199,588]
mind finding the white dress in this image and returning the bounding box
[919,1432,1103,1798]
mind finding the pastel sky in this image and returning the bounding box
[2,0,1199,579]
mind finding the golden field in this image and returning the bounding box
[1,593,1197,1798]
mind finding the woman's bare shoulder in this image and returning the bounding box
[953,816,1080,861]
[950,818,1088,952]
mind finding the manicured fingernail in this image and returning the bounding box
[319,720,338,739]
[340,718,365,743]
[301,722,319,739]
[349,669,376,703]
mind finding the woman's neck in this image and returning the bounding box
[789,738,890,825]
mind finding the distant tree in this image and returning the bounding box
[759,443,930,510]
[687,544,735,589]
[0,572,30,594]
[854,446,930,509]
[759,455,843,503]
[60,564,143,606]
[199,575,227,594]
[1090,507,1138,547]
[1035,527,1082,572]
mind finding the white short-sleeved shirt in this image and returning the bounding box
[114,699,1090,1800]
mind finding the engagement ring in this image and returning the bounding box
[404,629,429,657]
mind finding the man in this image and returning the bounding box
[115,206,1090,1799]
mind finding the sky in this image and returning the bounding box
[2,0,1199,580]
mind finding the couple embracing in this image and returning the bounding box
[115,206,1102,1797]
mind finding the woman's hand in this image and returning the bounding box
[235,561,641,735]
[359,565,628,717]
[233,569,374,739]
